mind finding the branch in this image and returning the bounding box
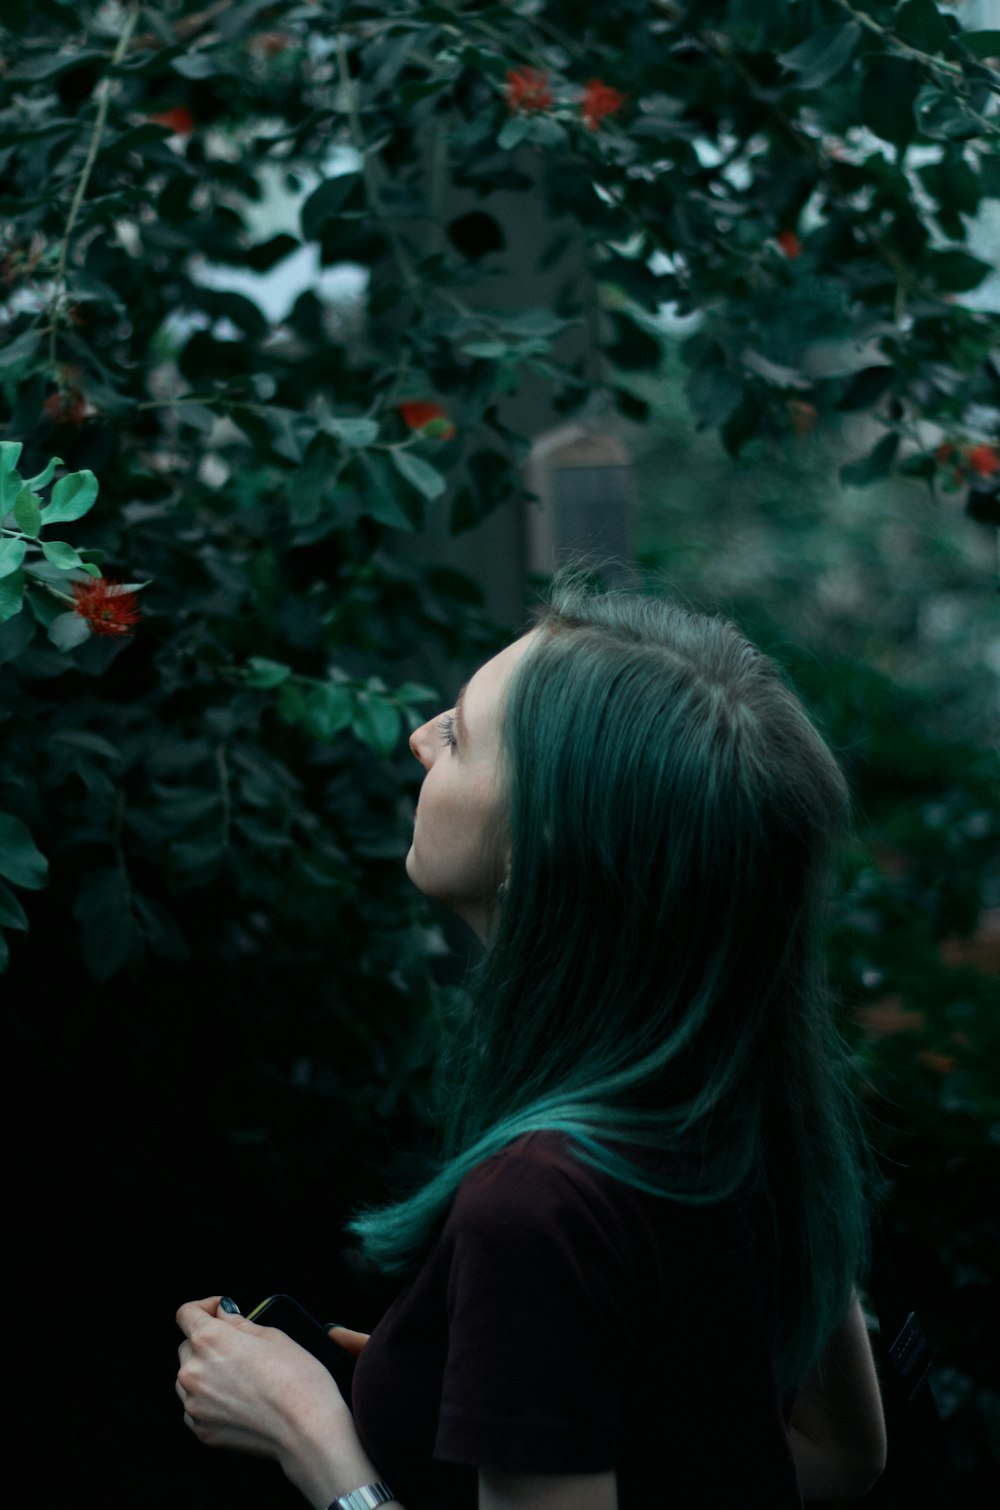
[49,1,140,371]
[831,0,1000,97]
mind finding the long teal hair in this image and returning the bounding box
[350,575,877,1391]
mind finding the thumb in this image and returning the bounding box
[326,1324,370,1358]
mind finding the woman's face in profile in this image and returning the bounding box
[406,631,536,937]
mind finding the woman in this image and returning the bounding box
[177,577,887,1508]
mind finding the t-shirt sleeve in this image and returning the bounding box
[433,1140,650,1474]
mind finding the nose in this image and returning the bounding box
[409,717,437,771]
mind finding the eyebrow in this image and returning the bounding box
[455,683,469,742]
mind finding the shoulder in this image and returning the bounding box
[449,1131,748,1246]
[443,1130,727,1284]
[449,1131,623,1232]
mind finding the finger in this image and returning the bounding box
[175,1296,224,1335]
[326,1325,370,1357]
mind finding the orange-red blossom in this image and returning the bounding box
[505,67,553,113]
[71,580,142,638]
[398,401,456,440]
[581,78,625,130]
[937,441,998,481]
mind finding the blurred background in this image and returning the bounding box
[1,2,997,1503]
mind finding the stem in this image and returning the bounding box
[49,1,140,371]
[215,742,231,852]
[35,579,76,606]
[429,116,449,260]
[831,0,995,89]
[335,34,420,296]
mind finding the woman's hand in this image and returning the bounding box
[176,1296,382,1508]
[327,1324,370,1359]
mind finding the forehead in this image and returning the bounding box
[462,631,538,733]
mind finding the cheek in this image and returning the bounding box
[409,772,499,898]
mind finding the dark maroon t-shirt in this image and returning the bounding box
[352,1131,802,1508]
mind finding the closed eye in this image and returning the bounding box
[438,712,458,749]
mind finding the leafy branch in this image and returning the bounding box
[48,2,140,372]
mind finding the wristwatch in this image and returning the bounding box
[326,1484,396,1510]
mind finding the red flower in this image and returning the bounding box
[398,401,456,440]
[249,31,290,58]
[43,387,87,428]
[43,369,88,428]
[777,230,802,259]
[967,444,998,478]
[505,67,553,114]
[71,580,142,638]
[788,399,818,436]
[152,107,195,137]
[580,78,625,131]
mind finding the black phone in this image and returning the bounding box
[246,1294,356,1402]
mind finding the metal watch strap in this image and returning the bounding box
[327,1483,396,1510]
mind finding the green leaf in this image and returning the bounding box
[245,656,291,689]
[0,442,23,475]
[41,540,87,571]
[606,311,662,371]
[0,608,35,665]
[394,681,437,705]
[0,880,28,930]
[102,122,175,157]
[918,89,982,142]
[300,174,362,240]
[840,432,900,488]
[861,58,922,147]
[779,23,861,90]
[10,48,110,82]
[524,116,568,149]
[46,469,99,525]
[13,488,42,536]
[0,812,48,890]
[323,417,380,448]
[0,464,23,517]
[21,456,62,492]
[836,366,895,411]
[303,683,353,741]
[358,454,416,530]
[48,611,91,651]
[924,250,992,292]
[979,153,1000,198]
[72,867,135,981]
[896,0,951,53]
[498,115,531,150]
[0,567,24,623]
[461,340,509,359]
[918,157,981,216]
[740,350,812,390]
[613,386,650,422]
[960,30,1000,58]
[245,233,300,272]
[685,366,746,426]
[390,449,447,500]
[495,308,574,338]
[0,538,27,579]
[0,328,41,378]
[352,695,401,756]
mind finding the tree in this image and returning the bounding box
[1,3,996,1500]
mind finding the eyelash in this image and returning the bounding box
[438,713,458,750]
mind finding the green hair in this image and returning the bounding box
[350,575,877,1391]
